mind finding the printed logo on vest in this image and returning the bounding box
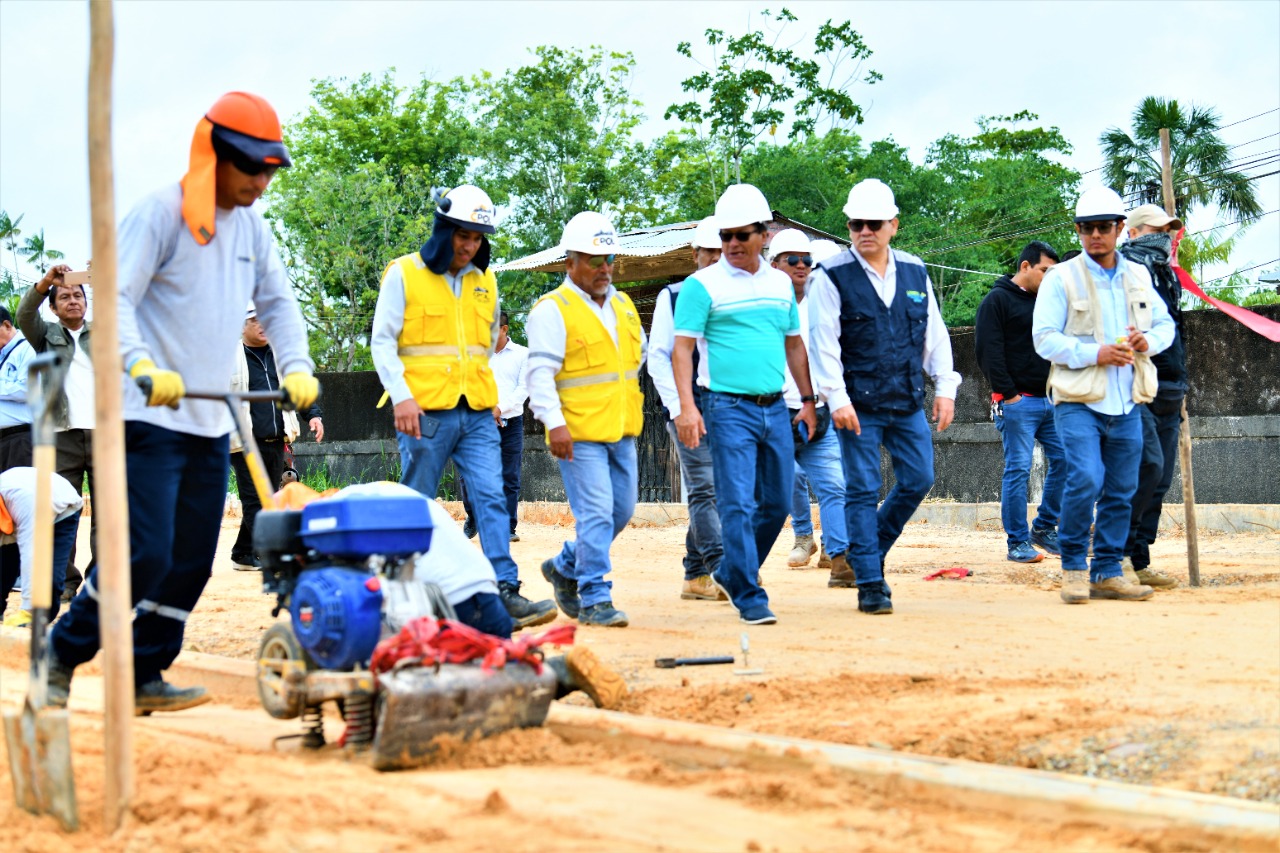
[906,290,926,303]
[472,286,493,303]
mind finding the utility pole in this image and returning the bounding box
[1160,128,1200,587]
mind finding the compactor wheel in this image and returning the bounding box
[257,621,313,720]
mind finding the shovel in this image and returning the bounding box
[3,352,78,830]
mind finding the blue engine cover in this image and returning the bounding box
[301,491,433,559]
[290,567,383,670]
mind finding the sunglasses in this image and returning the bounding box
[1077,221,1120,235]
[229,154,280,178]
[719,227,762,244]
[584,254,617,268]
[847,219,885,233]
[781,254,812,268]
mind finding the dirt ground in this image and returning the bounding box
[2,509,1278,851]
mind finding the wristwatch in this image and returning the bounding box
[800,394,819,403]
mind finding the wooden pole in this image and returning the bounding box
[1159,128,1200,587]
[88,0,135,829]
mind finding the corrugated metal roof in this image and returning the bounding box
[494,220,700,272]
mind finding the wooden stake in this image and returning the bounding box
[88,0,135,829]
[1160,128,1200,587]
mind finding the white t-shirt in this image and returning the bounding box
[0,467,84,609]
[62,326,96,431]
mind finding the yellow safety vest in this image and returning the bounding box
[383,254,498,412]
[537,283,643,443]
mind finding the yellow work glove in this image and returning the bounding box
[129,358,185,408]
[281,372,320,410]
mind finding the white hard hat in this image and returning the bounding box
[690,216,721,249]
[768,228,810,258]
[245,302,257,320]
[809,239,842,264]
[715,184,772,229]
[842,179,899,220]
[438,184,497,234]
[559,211,620,255]
[1075,187,1127,223]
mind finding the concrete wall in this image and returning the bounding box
[295,304,1280,504]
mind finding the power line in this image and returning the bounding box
[1200,258,1280,286]
[1228,131,1280,150]
[1217,107,1280,131]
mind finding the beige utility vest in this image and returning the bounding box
[1048,255,1158,405]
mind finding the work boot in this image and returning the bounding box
[1031,527,1061,557]
[462,519,477,540]
[2,608,32,628]
[1120,557,1141,585]
[540,558,580,619]
[498,581,557,630]
[856,581,893,615]
[578,601,629,628]
[135,679,211,715]
[827,554,856,588]
[1060,570,1089,604]
[681,575,727,601]
[787,535,816,568]
[47,656,74,709]
[564,646,628,710]
[1090,576,1154,601]
[817,545,832,569]
[1136,567,1179,589]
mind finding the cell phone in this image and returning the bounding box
[798,420,810,443]
[419,414,440,439]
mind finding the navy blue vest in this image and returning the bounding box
[825,253,930,414]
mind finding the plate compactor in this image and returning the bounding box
[200,387,557,771]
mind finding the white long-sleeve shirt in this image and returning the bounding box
[647,283,708,420]
[809,246,961,411]
[370,257,501,407]
[526,279,648,432]
[0,467,83,610]
[1032,253,1174,416]
[491,341,529,420]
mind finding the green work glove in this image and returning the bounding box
[282,371,319,410]
[129,358,185,408]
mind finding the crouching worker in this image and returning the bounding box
[414,497,628,710]
[0,467,83,627]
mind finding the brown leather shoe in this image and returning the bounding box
[827,554,855,588]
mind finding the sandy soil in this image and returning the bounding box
[2,511,1277,850]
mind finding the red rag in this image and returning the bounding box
[924,567,971,581]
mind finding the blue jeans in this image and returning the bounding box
[994,395,1066,548]
[399,404,518,585]
[52,422,229,685]
[789,425,848,556]
[461,416,525,535]
[1126,397,1183,569]
[1052,403,1143,579]
[453,591,514,639]
[0,511,80,619]
[703,392,792,613]
[839,408,935,584]
[665,420,722,581]
[550,438,637,608]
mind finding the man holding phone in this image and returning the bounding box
[372,185,555,630]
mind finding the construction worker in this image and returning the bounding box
[809,179,962,615]
[647,216,727,602]
[1031,187,1174,605]
[0,305,34,471]
[371,185,555,630]
[672,185,819,626]
[47,91,320,713]
[767,229,850,584]
[529,212,645,628]
[0,467,83,627]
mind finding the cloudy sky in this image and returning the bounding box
[2,0,1277,287]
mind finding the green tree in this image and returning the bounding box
[21,227,63,274]
[1,210,25,280]
[665,7,880,186]
[1100,96,1262,221]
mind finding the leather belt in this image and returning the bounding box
[721,391,783,406]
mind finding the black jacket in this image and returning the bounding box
[1119,240,1186,399]
[974,276,1051,398]
[243,344,322,440]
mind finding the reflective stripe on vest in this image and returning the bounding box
[385,254,498,412]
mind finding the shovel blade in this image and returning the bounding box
[3,705,79,832]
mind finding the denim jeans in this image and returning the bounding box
[1126,396,1183,569]
[703,392,792,613]
[838,408,935,584]
[453,591,514,639]
[994,395,1066,548]
[1052,403,1143,579]
[0,511,80,619]
[665,420,722,581]
[789,425,848,556]
[461,416,525,535]
[398,404,518,585]
[550,438,637,608]
[52,422,229,685]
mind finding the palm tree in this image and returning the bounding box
[0,210,23,281]
[21,228,64,274]
[1100,97,1262,222]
